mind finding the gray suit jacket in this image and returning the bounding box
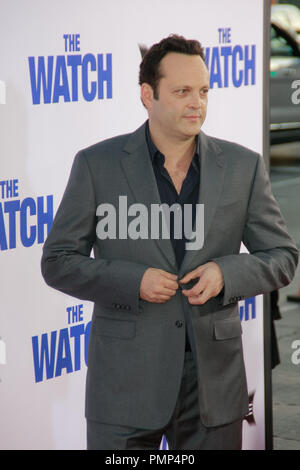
[41,122,298,429]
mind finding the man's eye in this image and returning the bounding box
[176,89,187,95]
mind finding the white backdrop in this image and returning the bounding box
[0,0,266,450]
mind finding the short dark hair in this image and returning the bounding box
[139,34,206,99]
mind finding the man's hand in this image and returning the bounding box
[180,262,224,305]
[140,268,178,303]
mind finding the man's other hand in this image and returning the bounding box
[180,262,224,305]
[140,268,178,303]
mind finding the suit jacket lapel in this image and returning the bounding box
[179,131,226,274]
[121,123,178,271]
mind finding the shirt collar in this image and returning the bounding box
[145,120,200,171]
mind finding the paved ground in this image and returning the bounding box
[270,142,300,450]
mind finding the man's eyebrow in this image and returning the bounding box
[171,85,191,90]
[171,84,210,90]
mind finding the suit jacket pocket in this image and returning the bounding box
[213,317,242,340]
[216,201,243,218]
[218,200,242,211]
[211,201,244,239]
[95,316,136,340]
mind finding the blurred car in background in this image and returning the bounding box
[270,21,300,144]
[271,4,300,42]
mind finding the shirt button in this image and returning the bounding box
[175,320,184,328]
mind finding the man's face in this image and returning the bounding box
[144,52,210,140]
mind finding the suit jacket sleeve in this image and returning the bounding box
[41,150,148,314]
[212,154,299,306]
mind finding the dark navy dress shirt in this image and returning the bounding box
[145,122,200,269]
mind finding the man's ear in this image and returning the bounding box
[140,83,154,110]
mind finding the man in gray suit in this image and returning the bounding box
[41,35,298,450]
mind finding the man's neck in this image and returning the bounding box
[148,121,196,170]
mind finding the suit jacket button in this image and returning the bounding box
[175,320,183,328]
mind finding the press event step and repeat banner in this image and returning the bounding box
[0,0,266,450]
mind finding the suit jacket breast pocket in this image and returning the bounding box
[216,200,242,217]
[213,200,244,232]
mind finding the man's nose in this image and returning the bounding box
[187,93,202,109]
